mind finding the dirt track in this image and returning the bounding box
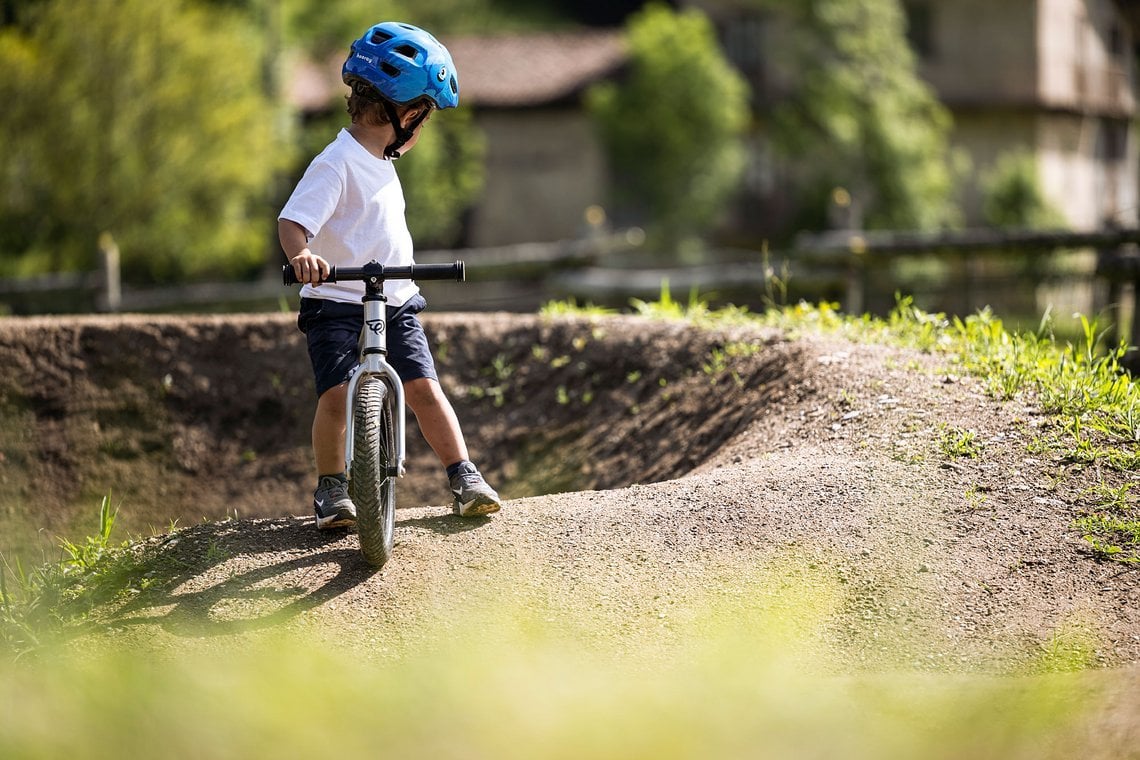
[2,312,1140,682]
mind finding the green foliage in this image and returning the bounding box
[539,298,617,317]
[765,295,1140,474]
[0,0,289,283]
[938,425,981,459]
[0,560,1113,757]
[279,0,564,56]
[1074,483,1140,563]
[398,105,486,247]
[0,494,142,658]
[762,0,959,230]
[587,3,750,255]
[981,149,1065,229]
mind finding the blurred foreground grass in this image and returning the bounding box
[0,557,1129,759]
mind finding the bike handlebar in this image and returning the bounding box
[282,261,465,286]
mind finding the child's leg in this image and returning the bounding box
[313,382,349,475]
[405,377,500,516]
[403,376,468,467]
[310,381,355,529]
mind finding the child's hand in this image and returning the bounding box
[290,250,330,286]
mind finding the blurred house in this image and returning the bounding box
[687,0,1140,232]
[287,1,1140,248]
[285,31,627,247]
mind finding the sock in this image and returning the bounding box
[446,460,474,479]
[318,472,347,487]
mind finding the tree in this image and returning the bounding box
[279,0,565,56]
[587,3,750,256]
[981,149,1063,229]
[0,0,289,282]
[398,106,486,248]
[762,0,959,231]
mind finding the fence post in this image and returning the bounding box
[98,232,121,313]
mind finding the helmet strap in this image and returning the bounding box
[383,101,431,160]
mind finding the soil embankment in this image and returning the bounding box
[2,312,1139,680]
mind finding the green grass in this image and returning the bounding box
[0,628,1113,760]
[938,425,982,459]
[1074,483,1140,563]
[0,494,157,658]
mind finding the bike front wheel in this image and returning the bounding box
[350,375,397,568]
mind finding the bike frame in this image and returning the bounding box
[344,275,406,480]
[283,259,463,484]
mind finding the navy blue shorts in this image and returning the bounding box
[297,294,437,398]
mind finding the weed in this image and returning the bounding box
[539,298,616,317]
[1074,482,1140,562]
[1075,517,1140,562]
[939,426,981,459]
[1,493,148,658]
[702,348,729,380]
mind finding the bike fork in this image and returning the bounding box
[344,288,407,479]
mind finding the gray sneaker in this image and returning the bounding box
[314,475,357,530]
[449,463,501,517]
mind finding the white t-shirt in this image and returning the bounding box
[279,128,419,307]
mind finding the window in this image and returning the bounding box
[1100,118,1129,163]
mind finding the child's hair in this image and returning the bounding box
[345,84,389,126]
[346,83,430,127]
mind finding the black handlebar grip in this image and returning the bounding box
[414,262,465,281]
[282,264,342,284]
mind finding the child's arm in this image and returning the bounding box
[279,219,329,286]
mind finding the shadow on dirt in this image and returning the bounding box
[102,519,371,637]
[93,509,494,638]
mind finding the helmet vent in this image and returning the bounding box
[370,30,393,44]
[394,44,418,60]
[449,77,457,95]
[380,62,401,77]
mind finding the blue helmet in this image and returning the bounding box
[342,22,459,110]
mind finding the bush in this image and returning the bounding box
[587,3,750,256]
[0,0,291,283]
[981,149,1064,229]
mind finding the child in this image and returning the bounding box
[279,21,501,529]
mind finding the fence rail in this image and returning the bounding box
[5,227,1140,348]
[0,233,631,315]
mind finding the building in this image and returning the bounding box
[688,0,1140,232]
[287,1,1140,248]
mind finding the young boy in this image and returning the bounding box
[280,21,501,529]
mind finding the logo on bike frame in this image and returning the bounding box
[366,319,385,336]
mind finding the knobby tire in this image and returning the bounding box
[350,376,397,568]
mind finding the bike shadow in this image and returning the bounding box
[397,510,493,535]
[98,517,375,639]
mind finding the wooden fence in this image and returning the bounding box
[5,226,1140,346]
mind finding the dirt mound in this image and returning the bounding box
[0,313,801,553]
[4,311,1140,677]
